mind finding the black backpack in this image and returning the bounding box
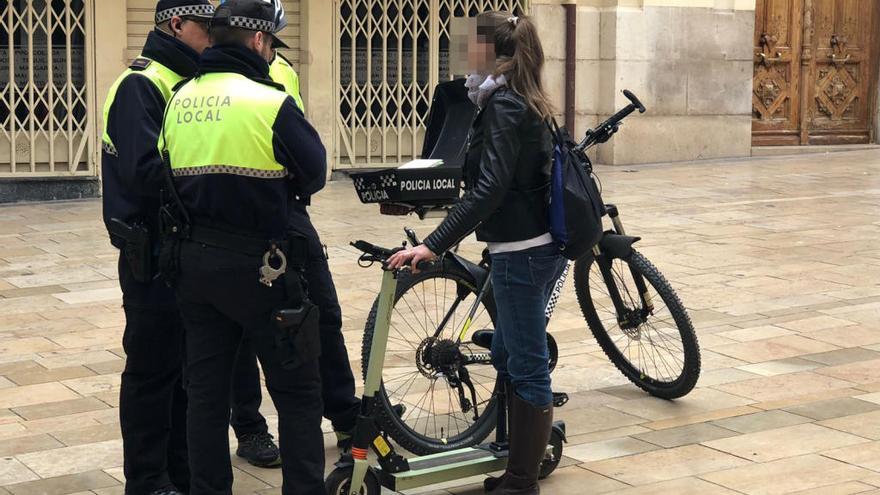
[547,120,605,260]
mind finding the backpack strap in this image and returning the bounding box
[544,117,562,145]
[546,118,564,147]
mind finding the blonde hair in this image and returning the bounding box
[476,11,554,120]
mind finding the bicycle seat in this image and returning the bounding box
[471,329,494,350]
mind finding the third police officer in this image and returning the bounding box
[157,0,327,492]
[219,0,367,460]
[101,1,213,493]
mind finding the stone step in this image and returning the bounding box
[752,144,880,157]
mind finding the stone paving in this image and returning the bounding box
[1,149,880,494]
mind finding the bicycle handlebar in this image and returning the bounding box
[577,90,646,152]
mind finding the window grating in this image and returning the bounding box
[336,0,527,168]
[0,0,93,176]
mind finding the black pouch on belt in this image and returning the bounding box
[157,234,182,287]
[273,301,321,370]
[109,218,152,283]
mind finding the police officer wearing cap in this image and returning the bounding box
[264,0,304,111]
[101,1,213,494]
[157,0,327,492]
[221,0,370,454]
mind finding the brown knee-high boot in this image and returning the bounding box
[484,391,516,492]
[485,393,553,494]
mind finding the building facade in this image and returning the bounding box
[0,0,878,200]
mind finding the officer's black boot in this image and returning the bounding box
[236,432,282,468]
[147,488,185,495]
[485,393,553,494]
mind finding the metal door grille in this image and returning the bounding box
[0,0,94,177]
[336,0,527,168]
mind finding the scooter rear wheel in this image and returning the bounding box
[325,467,381,495]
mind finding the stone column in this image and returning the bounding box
[93,0,129,176]
[531,0,566,123]
[594,0,756,164]
[300,0,336,174]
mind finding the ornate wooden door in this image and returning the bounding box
[807,0,877,144]
[752,0,803,145]
[752,0,879,145]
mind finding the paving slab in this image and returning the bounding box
[700,455,875,495]
[1,150,880,493]
[702,423,868,462]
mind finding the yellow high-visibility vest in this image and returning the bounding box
[269,52,304,112]
[159,72,289,179]
[102,57,183,154]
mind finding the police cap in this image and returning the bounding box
[155,0,215,25]
[213,0,289,48]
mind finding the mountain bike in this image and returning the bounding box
[353,90,701,456]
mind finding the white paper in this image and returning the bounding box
[398,159,444,169]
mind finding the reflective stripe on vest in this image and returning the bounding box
[269,55,304,112]
[101,57,184,152]
[159,72,288,179]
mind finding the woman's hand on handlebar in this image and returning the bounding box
[387,244,438,273]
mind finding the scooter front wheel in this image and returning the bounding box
[325,466,381,495]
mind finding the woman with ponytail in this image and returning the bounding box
[389,11,563,495]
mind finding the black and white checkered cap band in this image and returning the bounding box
[228,16,276,32]
[155,4,215,24]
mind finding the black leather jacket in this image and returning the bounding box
[423,88,552,254]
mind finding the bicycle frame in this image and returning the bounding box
[423,202,655,348]
[425,254,571,348]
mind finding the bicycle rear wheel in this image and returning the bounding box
[362,265,500,455]
[574,250,700,399]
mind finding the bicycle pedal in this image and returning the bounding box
[552,392,569,408]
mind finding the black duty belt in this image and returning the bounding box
[187,225,286,257]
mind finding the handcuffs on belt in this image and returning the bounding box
[259,243,288,287]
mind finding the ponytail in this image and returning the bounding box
[477,11,555,120]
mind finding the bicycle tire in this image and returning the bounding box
[362,265,500,455]
[574,250,700,399]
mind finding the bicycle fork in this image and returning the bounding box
[595,205,654,327]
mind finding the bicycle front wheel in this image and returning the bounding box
[574,250,700,399]
[362,265,500,455]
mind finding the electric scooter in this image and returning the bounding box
[325,240,567,495]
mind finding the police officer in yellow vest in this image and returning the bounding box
[219,0,371,454]
[269,52,303,110]
[158,0,327,492]
[101,2,213,493]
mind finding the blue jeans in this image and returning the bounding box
[490,243,566,407]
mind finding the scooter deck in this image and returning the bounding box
[377,445,552,492]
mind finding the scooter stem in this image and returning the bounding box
[348,269,398,495]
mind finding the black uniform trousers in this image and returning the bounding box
[229,340,269,438]
[231,207,360,436]
[175,241,325,495]
[118,256,189,495]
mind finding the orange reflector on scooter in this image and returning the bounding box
[351,447,368,460]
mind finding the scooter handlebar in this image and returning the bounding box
[351,240,436,271]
